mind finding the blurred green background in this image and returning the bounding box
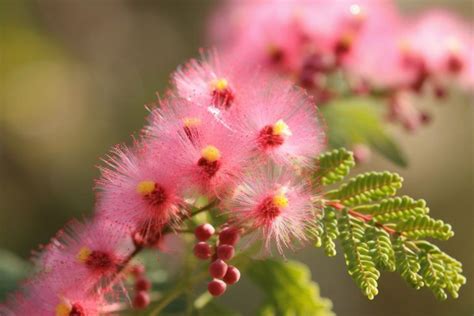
[0,0,472,315]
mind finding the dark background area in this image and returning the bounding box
[0,1,472,315]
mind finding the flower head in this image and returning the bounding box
[41,219,131,291]
[96,142,185,237]
[172,52,248,110]
[228,166,315,253]
[234,78,325,166]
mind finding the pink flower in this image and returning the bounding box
[234,78,325,166]
[41,219,131,292]
[96,143,185,237]
[209,0,307,74]
[172,52,249,110]
[345,1,417,88]
[402,10,473,82]
[2,276,105,316]
[169,112,251,196]
[228,166,315,253]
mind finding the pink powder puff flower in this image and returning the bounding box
[1,275,106,316]
[145,95,220,143]
[41,219,131,292]
[172,52,250,110]
[209,0,307,75]
[401,10,473,85]
[234,78,325,166]
[169,110,252,196]
[228,166,315,254]
[345,0,417,89]
[96,142,185,239]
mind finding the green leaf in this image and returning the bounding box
[393,238,424,289]
[322,97,407,166]
[396,215,454,240]
[248,259,334,316]
[314,148,355,186]
[354,196,428,224]
[0,249,31,300]
[365,225,396,272]
[321,207,339,257]
[326,172,403,206]
[338,211,380,299]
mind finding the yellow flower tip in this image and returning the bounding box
[398,39,411,53]
[136,180,156,196]
[55,302,71,316]
[272,119,292,137]
[210,78,229,92]
[76,246,92,263]
[273,194,289,209]
[201,145,221,162]
[183,117,202,128]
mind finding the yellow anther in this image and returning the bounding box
[136,180,156,196]
[201,145,221,162]
[273,194,289,209]
[183,117,202,127]
[210,78,228,91]
[273,119,292,137]
[55,302,71,316]
[76,246,92,263]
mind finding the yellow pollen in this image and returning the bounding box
[183,117,202,127]
[210,78,228,91]
[136,180,156,196]
[55,302,71,316]
[273,194,289,209]
[76,246,92,263]
[273,119,292,137]
[201,145,221,162]
[398,39,411,53]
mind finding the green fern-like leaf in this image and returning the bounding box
[396,215,453,240]
[354,196,428,224]
[326,172,403,206]
[321,207,339,257]
[365,225,396,272]
[314,148,355,186]
[338,210,380,299]
[393,238,424,289]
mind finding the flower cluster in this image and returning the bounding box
[209,0,473,133]
[1,52,325,314]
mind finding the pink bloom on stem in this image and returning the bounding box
[234,78,325,166]
[169,109,252,196]
[402,10,473,82]
[2,273,106,316]
[346,0,417,89]
[228,166,315,254]
[96,143,185,239]
[209,0,307,74]
[41,219,131,292]
[172,52,249,110]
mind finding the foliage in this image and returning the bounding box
[312,149,466,300]
[248,259,334,316]
[0,249,31,301]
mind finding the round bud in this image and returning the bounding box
[208,279,227,297]
[135,277,151,292]
[209,259,228,279]
[194,242,212,260]
[195,223,215,241]
[219,227,240,246]
[133,291,150,309]
[131,264,145,277]
[217,244,235,261]
[223,266,241,285]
